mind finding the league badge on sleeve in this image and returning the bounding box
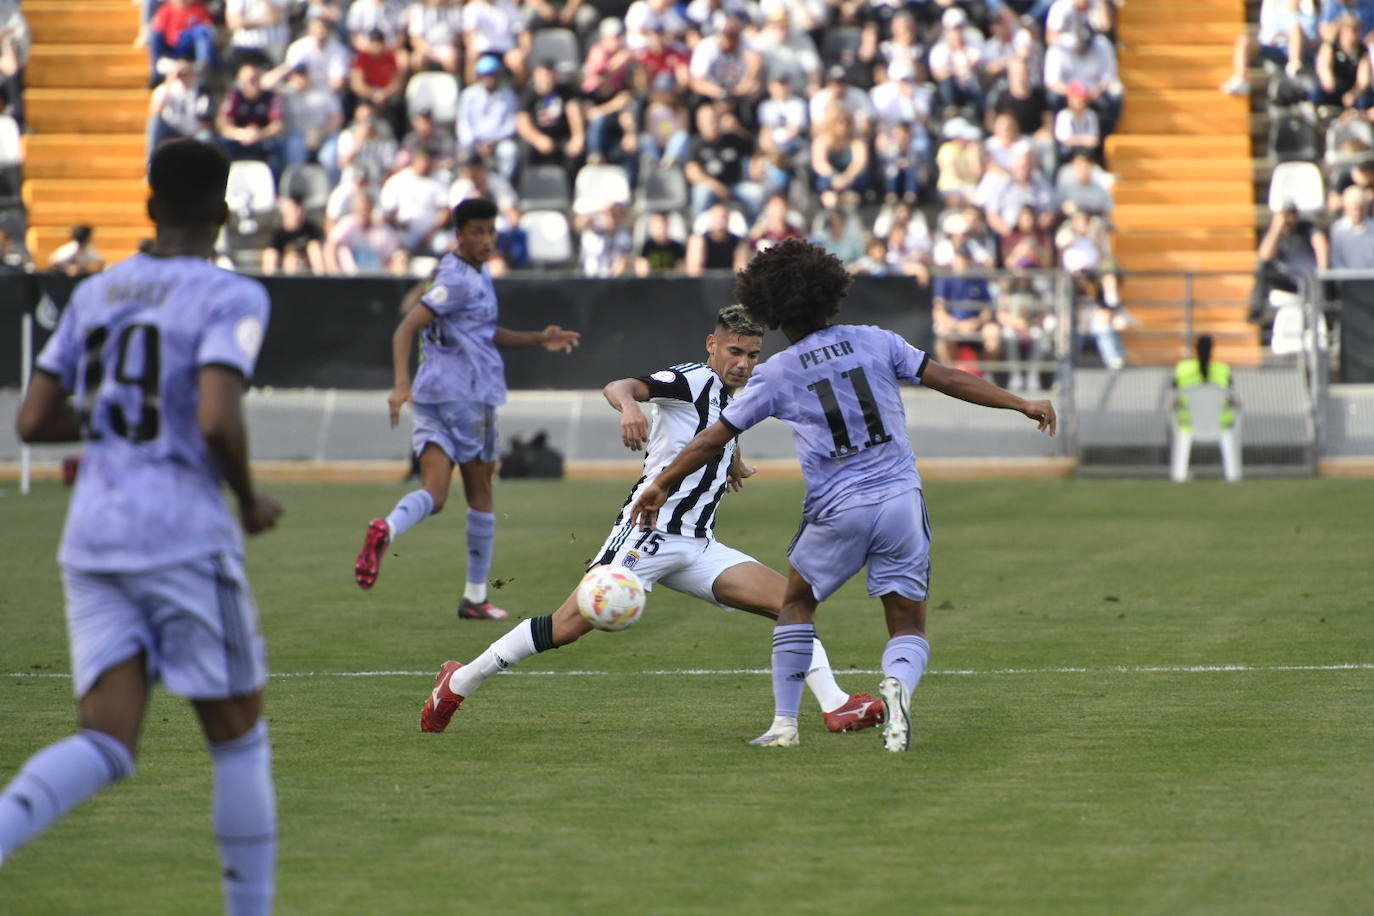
[234,316,264,359]
[651,370,676,383]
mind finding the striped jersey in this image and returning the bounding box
[613,362,737,538]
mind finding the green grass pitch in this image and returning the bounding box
[1,477,1371,914]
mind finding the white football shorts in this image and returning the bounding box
[591,522,756,609]
[62,553,268,700]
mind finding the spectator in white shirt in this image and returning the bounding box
[381,148,452,253]
[810,65,874,136]
[576,202,633,277]
[983,111,1033,177]
[1222,0,1319,95]
[757,73,808,161]
[146,59,212,159]
[456,54,520,180]
[976,147,1056,237]
[449,154,518,222]
[280,64,344,170]
[462,0,528,83]
[1053,81,1101,160]
[406,0,464,74]
[1330,184,1374,267]
[689,13,764,105]
[274,14,351,93]
[324,189,401,273]
[346,0,406,52]
[225,0,291,70]
[869,67,933,135]
[1044,25,1121,134]
[751,6,821,92]
[930,7,986,116]
[1044,0,1111,48]
[625,0,691,50]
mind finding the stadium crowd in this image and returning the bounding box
[1230,0,1374,331]
[0,0,1131,371]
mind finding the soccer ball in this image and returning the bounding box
[576,565,646,632]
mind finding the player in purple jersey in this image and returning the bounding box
[418,307,884,736]
[353,197,580,618]
[631,239,1056,751]
[2,139,282,912]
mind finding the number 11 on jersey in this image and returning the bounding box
[807,367,893,459]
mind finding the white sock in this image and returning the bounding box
[449,619,537,696]
[804,638,851,713]
[463,581,487,604]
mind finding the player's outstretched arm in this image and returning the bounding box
[494,325,581,353]
[199,366,281,536]
[921,360,1057,436]
[629,420,735,529]
[602,377,652,450]
[15,372,81,443]
[389,304,435,427]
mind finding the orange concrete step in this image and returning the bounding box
[1115,89,1250,116]
[1123,338,1262,368]
[1115,204,1255,231]
[1121,45,1240,69]
[24,133,148,159]
[28,46,147,89]
[1112,180,1254,206]
[1112,158,1255,182]
[29,199,151,226]
[26,89,150,134]
[1119,2,1242,26]
[1122,273,1254,303]
[1106,134,1250,159]
[1114,228,1255,254]
[28,226,150,266]
[1117,250,1256,272]
[1126,304,1252,325]
[23,179,149,207]
[1117,109,1249,134]
[1120,66,1236,91]
[1119,23,1240,45]
[23,155,147,180]
[25,1,140,42]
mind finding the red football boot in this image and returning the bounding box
[420,660,466,733]
[354,518,390,590]
[457,597,510,620]
[823,692,886,733]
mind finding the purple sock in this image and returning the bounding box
[771,624,816,718]
[466,509,496,586]
[0,729,134,859]
[210,721,276,916]
[881,635,930,694]
[385,489,435,541]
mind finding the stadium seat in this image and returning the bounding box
[519,164,572,211]
[639,165,688,213]
[0,115,20,206]
[1266,72,1313,112]
[280,163,332,214]
[820,26,862,67]
[530,28,581,80]
[1268,161,1325,214]
[410,254,439,278]
[225,160,277,238]
[1269,115,1319,163]
[406,72,461,125]
[574,163,631,209]
[631,210,688,250]
[520,210,575,267]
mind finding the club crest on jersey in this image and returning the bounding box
[427,284,449,304]
[622,552,640,569]
[651,370,676,383]
[234,316,264,359]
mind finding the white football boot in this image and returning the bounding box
[878,676,912,752]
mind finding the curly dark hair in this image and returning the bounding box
[733,238,852,334]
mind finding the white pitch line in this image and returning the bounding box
[3,663,1372,680]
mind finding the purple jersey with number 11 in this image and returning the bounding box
[35,254,271,573]
[721,324,929,520]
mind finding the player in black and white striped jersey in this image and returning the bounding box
[419,306,884,737]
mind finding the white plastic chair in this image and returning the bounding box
[0,115,21,167]
[691,207,749,238]
[1268,161,1325,215]
[574,163,631,209]
[521,210,574,266]
[1170,383,1242,483]
[406,72,461,125]
[226,160,277,214]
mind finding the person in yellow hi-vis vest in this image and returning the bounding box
[1170,335,1241,483]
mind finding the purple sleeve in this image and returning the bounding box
[720,364,775,433]
[420,262,464,317]
[889,330,929,384]
[197,281,271,380]
[34,300,81,391]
